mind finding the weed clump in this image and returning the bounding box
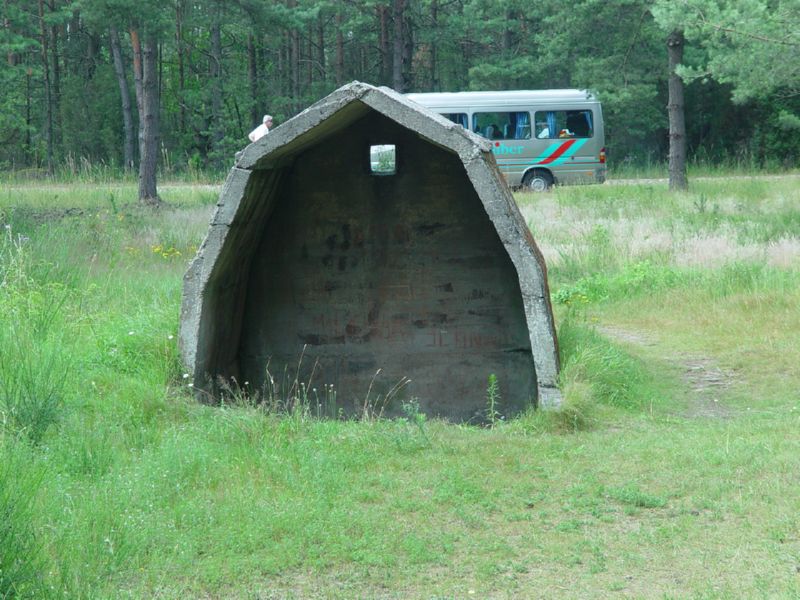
[485,373,501,427]
[554,260,683,306]
[607,484,667,509]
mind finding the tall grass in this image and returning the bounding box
[521,178,800,288]
[0,227,72,444]
[1,185,219,214]
[0,438,50,599]
[0,153,227,186]
[556,316,662,411]
[9,153,798,185]
[0,179,798,597]
[608,155,799,179]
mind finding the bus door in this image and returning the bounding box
[530,107,601,185]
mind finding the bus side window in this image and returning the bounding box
[443,113,468,129]
[535,110,593,139]
[567,111,591,137]
[535,111,559,139]
[473,111,531,140]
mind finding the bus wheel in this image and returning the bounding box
[522,170,553,192]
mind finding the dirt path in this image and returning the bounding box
[598,325,736,419]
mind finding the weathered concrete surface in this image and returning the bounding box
[179,81,562,418]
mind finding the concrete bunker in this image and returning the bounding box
[180,82,561,420]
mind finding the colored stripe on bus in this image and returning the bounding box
[538,139,577,165]
[528,141,563,163]
[547,139,588,165]
[496,139,590,168]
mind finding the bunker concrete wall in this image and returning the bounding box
[236,111,536,420]
[180,82,562,416]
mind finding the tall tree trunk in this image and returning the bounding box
[86,32,100,80]
[48,0,61,148]
[461,6,470,89]
[130,28,144,161]
[37,0,54,172]
[502,10,513,52]
[360,45,367,78]
[4,0,15,66]
[109,26,135,172]
[667,29,688,191]
[26,67,32,153]
[138,33,161,205]
[210,11,224,163]
[158,42,163,119]
[247,32,258,126]
[176,0,186,135]
[288,0,300,110]
[277,33,285,97]
[291,31,300,108]
[429,0,438,90]
[306,24,313,87]
[379,4,390,85]
[68,8,80,75]
[391,0,405,91]
[335,10,344,85]
[316,19,325,82]
[402,11,413,88]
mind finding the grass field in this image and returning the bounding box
[1,177,799,598]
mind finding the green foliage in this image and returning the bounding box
[676,1,797,102]
[653,0,800,164]
[777,110,800,131]
[2,0,800,173]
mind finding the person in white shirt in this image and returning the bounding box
[248,114,273,142]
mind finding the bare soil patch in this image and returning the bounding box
[598,325,737,419]
[678,357,736,418]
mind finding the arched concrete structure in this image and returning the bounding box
[179,82,561,420]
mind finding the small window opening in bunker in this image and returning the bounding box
[369,144,396,175]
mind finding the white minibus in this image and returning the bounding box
[406,89,606,191]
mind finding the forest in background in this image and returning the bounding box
[1,0,798,178]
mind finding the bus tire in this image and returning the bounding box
[522,169,553,192]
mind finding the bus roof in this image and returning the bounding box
[406,89,598,109]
